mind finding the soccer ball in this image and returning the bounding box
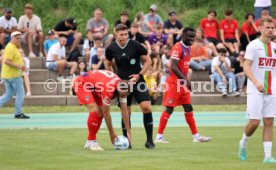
[114,136,129,150]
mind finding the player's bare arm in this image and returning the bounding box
[119,99,132,143]
[171,58,186,80]
[102,104,117,144]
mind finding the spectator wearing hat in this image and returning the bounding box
[44,30,58,55]
[0,8,17,47]
[144,4,163,32]
[115,11,131,29]
[53,17,82,54]
[164,10,183,45]
[17,3,45,58]
[0,31,30,119]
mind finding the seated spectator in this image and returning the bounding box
[210,48,239,96]
[19,49,31,96]
[91,47,105,70]
[44,30,58,55]
[134,12,152,38]
[46,35,77,81]
[115,11,131,29]
[164,10,183,45]
[144,4,163,32]
[195,27,219,56]
[17,3,44,57]
[53,17,82,54]
[160,46,170,86]
[89,37,103,64]
[86,8,113,48]
[0,8,17,47]
[148,24,168,54]
[232,51,246,94]
[83,31,94,63]
[150,51,161,83]
[144,67,159,104]
[190,38,211,72]
[76,60,88,75]
[220,9,240,56]
[240,13,258,51]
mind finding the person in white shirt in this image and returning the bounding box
[239,17,276,163]
[46,35,77,81]
[0,8,17,47]
[17,3,44,58]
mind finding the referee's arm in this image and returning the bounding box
[139,54,152,75]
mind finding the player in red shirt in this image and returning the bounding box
[72,70,131,151]
[240,13,258,50]
[155,27,211,143]
[220,9,240,56]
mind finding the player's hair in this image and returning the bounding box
[259,17,275,26]
[225,9,233,16]
[115,24,128,32]
[183,27,195,34]
[208,9,217,17]
[245,13,255,20]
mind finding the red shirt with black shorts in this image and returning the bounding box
[220,19,238,40]
[200,18,219,39]
[241,22,257,36]
[73,70,121,106]
[162,41,191,107]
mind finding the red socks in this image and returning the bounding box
[184,112,198,135]
[157,111,171,134]
[87,112,103,140]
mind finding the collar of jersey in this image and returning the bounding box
[116,39,130,49]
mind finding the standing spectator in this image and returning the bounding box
[91,47,106,70]
[19,49,31,96]
[148,24,168,54]
[53,17,82,54]
[0,8,17,47]
[44,30,58,55]
[210,48,239,96]
[164,10,183,45]
[240,13,258,51]
[0,31,30,119]
[190,38,211,71]
[134,12,152,38]
[144,4,163,32]
[17,3,44,58]
[220,9,240,56]
[86,8,113,47]
[83,31,94,63]
[46,35,77,81]
[232,51,246,94]
[254,0,272,20]
[115,11,131,29]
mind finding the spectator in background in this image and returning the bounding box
[220,9,240,56]
[144,4,163,32]
[115,11,131,29]
[195,27,219,56]
[17,3,44,58]
[210,48,239,96]
[0,31,29,119]
[232,51,246,94]
[89,37,103,64]
[83,31,94,64]
[150,51,162,83]
[91,47,106,70]
[164,10,183,46]
[46,35,77,81]
[134,12,152,38]
[144,67,159,104]
[0,8,17,47]
[160,46,170,86]
[53,17,82,54]
[254,0,272,20]
[76,60,88,75]
[86,8,113,48]
[148,24,168,54]
[44,30,58,55]
[255,10,273,27]
[19,49,31,96]
[240,13,258,51]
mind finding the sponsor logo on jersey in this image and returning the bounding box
[258,57,276,68]
[84,95,90,101]
[122,53,126,56]
[171,50,179,58]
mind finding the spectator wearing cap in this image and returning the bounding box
[148,24,168,54]
[144,4,163,32]
[115,11,131,29]
[0,31,30,119]
[44,30,58,55]
[164,10,183,45]
[86,8,113,48]
[17,3,45,58]
[53,17,82,54]
[0,8,17,47]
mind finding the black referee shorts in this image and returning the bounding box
[127,78,150,106]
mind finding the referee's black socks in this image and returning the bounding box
[121,115,131,137]
[143,112,153,142]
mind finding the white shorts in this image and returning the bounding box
[246,93,276,119]
[21,32,38,44]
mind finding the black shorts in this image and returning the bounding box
[225,38,237,44]
[127,78,150,106]
[206,37,220,46]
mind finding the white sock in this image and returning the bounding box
[264,141,272,159]
[156,134,163,139]
[193,133,200,139]
[239,133,249,148]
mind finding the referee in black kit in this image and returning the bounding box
[105,24,155,149]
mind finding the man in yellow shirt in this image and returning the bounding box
[0,31,30,119]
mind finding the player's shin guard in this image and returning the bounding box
[157,111,171,134]
[121,115,131,137]
[87,112,99,140]
[184,112,198,135]
[143,112,153,142]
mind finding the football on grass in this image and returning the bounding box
[114,136,129,150]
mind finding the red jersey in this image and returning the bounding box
[73,70,121,105]
[167,41,191,83]
[241,22,257,36]
[200,18,219,39]
[220,19,238,39]
[256,18,276,27]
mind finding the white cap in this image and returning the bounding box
[149,4,157,11]
[11,31,22,37]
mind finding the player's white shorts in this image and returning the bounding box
[246,93,276,119]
